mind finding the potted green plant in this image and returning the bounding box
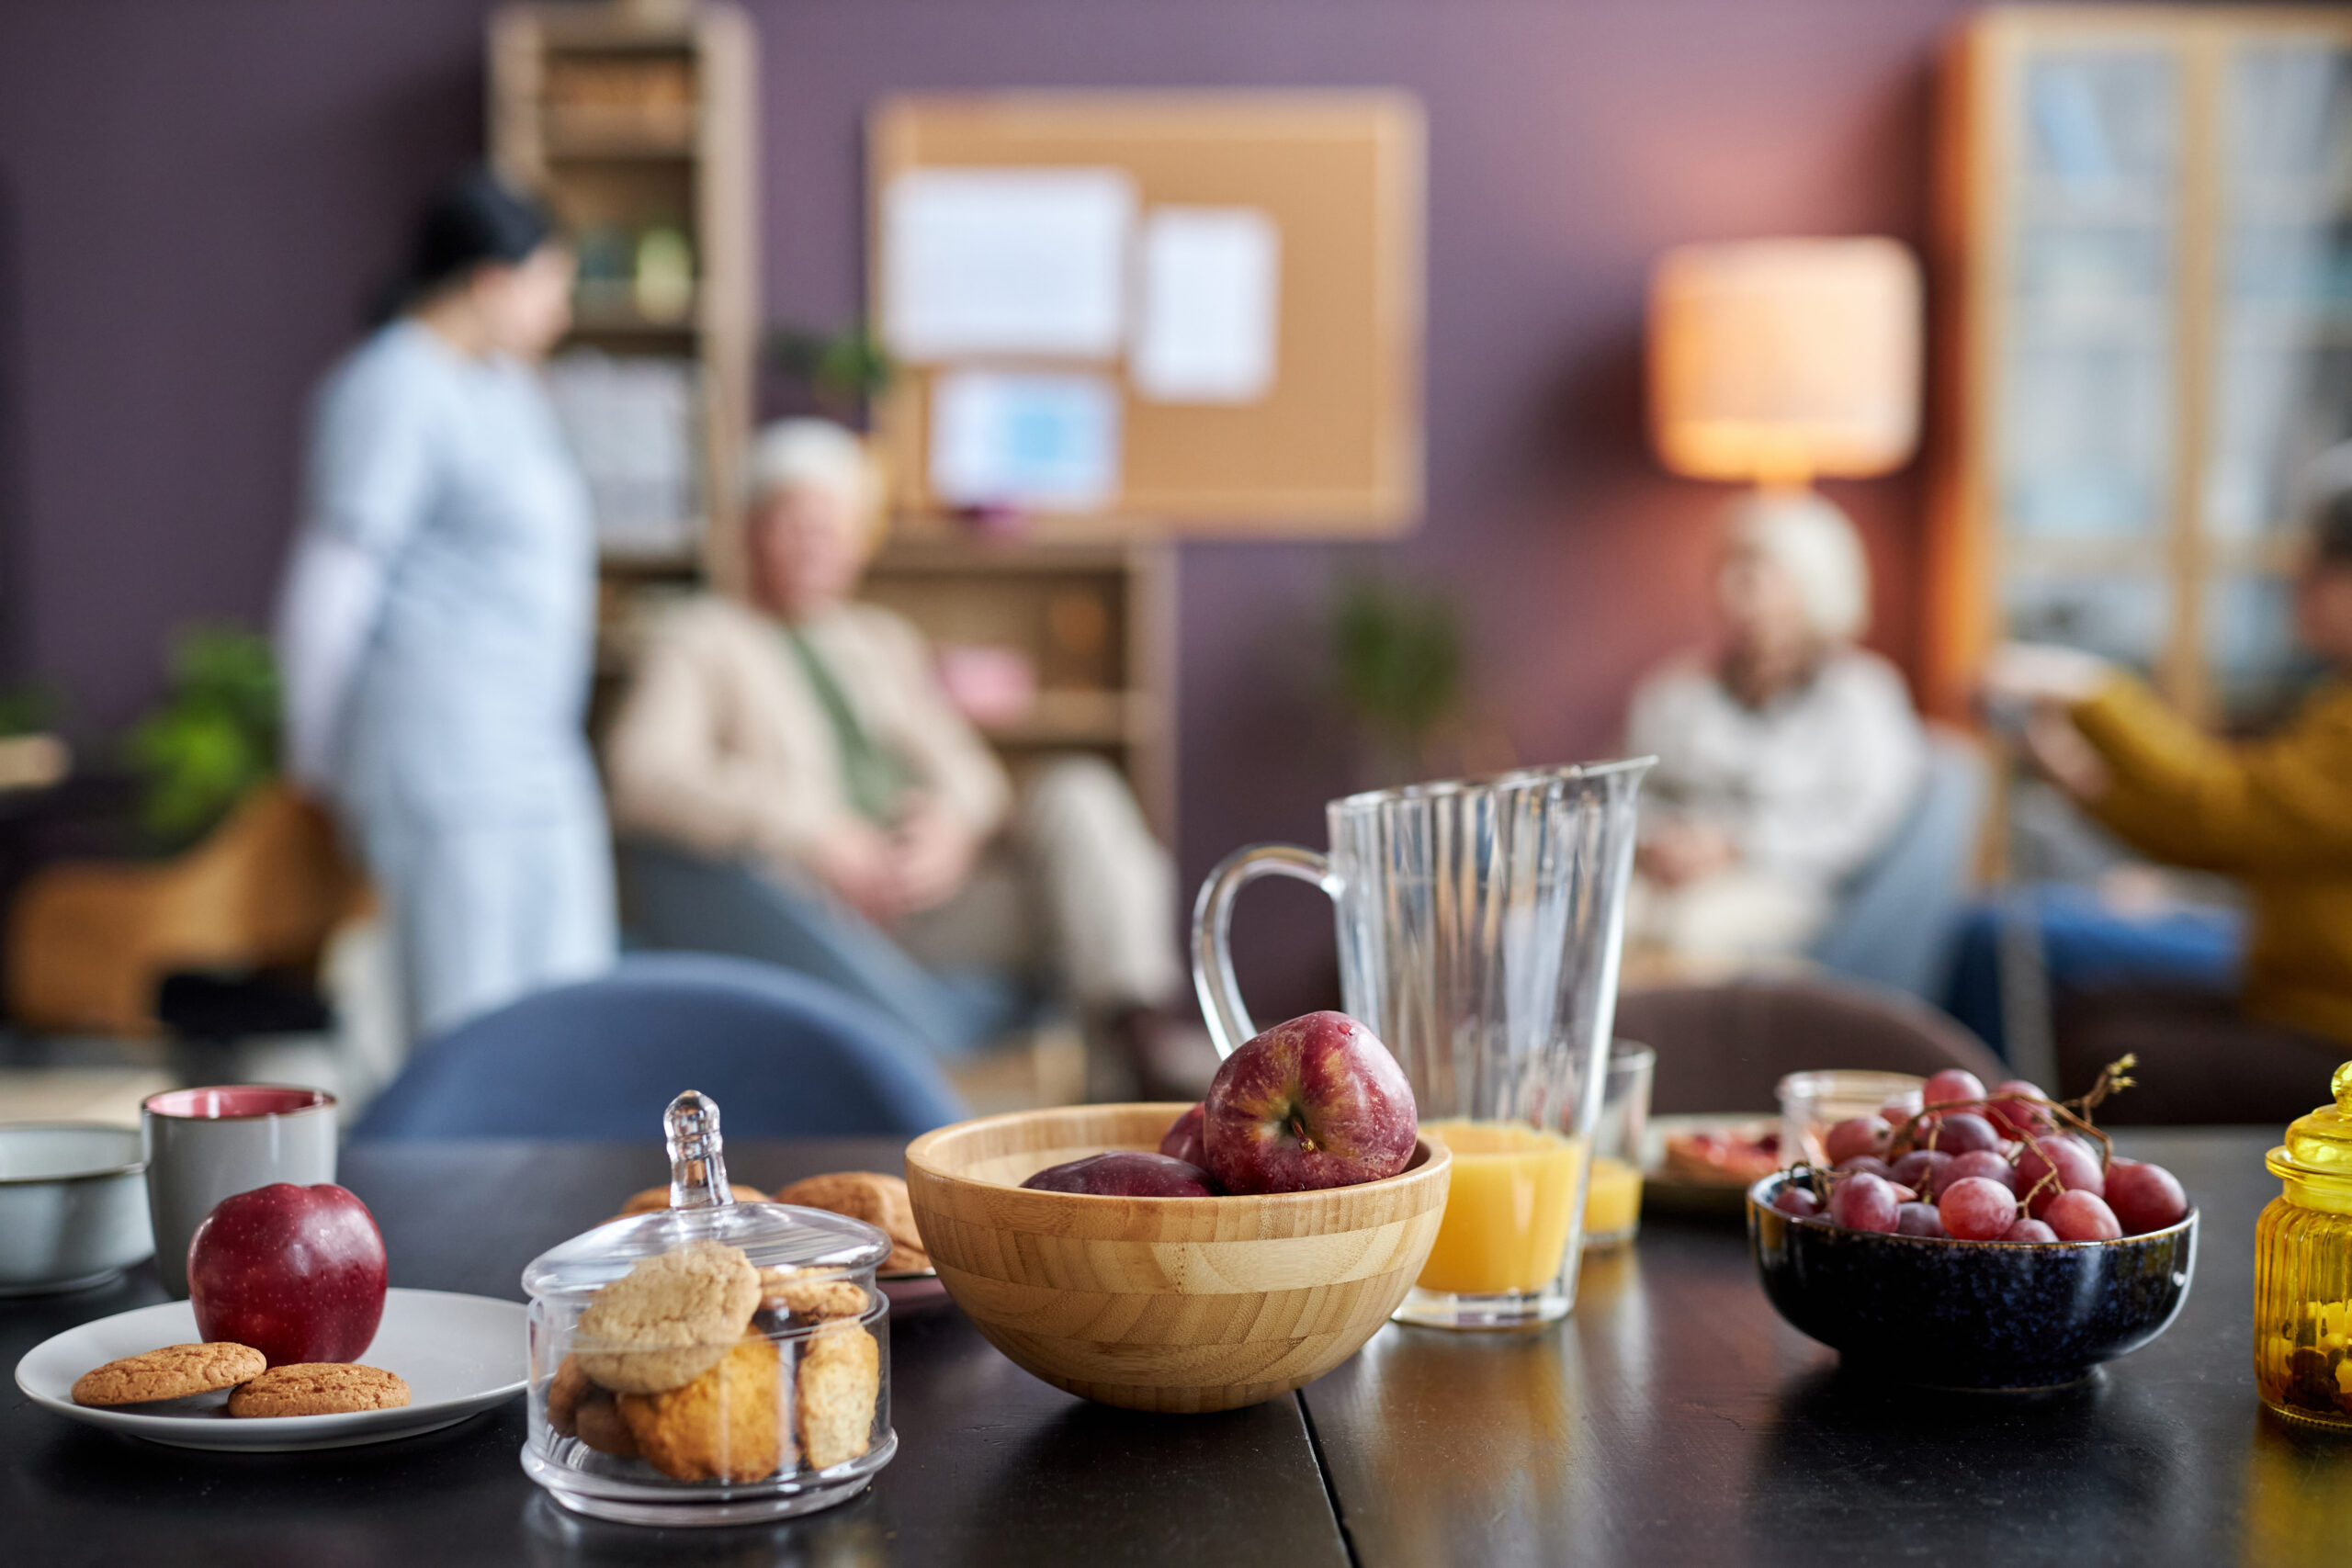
[1330,572,1464,788]
[765,321,894,425]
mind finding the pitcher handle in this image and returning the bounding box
[1190,842,1338,1060]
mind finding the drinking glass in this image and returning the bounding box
[1193,759,1650,1328]
[1584,1042,1655,1251]
[1775,1069,1925,1172]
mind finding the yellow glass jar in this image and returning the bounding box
[2255,1062,2352,1430]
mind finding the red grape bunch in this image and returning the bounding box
[1768,1060,2188,1244]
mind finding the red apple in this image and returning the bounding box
[1021,1152,1217,1197]
[188,1182,388,1367]
[1160,1102,1207,1168]
[1202,1010,1418,1195]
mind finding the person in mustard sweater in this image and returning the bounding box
[1984,491,2352,1122]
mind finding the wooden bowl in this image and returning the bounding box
[904,1103,1453,1413]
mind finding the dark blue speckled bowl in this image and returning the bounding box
[1747,1174,2198,1389]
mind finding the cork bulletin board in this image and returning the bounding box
[868,92,1425,535]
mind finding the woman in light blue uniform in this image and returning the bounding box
[276,170,614,1038]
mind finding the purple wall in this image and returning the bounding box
[0,0,2149,1015]
[0,1,490,728]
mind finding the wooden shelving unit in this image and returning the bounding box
[1927,6,2352,727]
[488,0,757,583]
[488,7,1180,840]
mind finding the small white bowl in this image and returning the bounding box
[0,1123,153,1295]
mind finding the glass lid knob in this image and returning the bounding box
[665,1090,735,1211]
[2282,1063,2352,1174]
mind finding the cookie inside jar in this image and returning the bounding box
[520,1091,897,1527]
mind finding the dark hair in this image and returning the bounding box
[2317,487,2352,569]
[373,166,554,323]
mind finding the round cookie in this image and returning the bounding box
[545,1354,592,1438]
[574,1392,640,1459]
[546,1351,640,1457]
[772,1172,929,1273]
[72,1343,266,1407]
[574,1239,762,1394]
[797,1318,880,1471]
[227,1363,411,1417]
[757,1268,870,1322]
[616,1335,782,1483]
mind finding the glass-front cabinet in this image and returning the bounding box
[1929,6,2352,727]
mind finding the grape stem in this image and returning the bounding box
[1855,1056,2140,1224]
[1795,1161,1834,1208]
[1883,1055,2135,1172]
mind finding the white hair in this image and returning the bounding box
[743,419,879,525]
[1724,489,1871,644]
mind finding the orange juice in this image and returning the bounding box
[1416,1120,1583,1294]
[1582,1155,1642,1245]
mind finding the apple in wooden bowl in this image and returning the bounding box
[903,1103,1453,1413]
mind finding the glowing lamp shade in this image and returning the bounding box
[1647,237,1922,486]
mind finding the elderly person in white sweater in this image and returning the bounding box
[1625,495,1926,964]
[605,420,1197,1092]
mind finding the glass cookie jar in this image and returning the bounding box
[2256,1062,2352,1432]
[521,1091,896,1525]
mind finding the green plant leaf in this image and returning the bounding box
[766,321,894,417]
[1330,574,1464,746]
[124,625,279,846]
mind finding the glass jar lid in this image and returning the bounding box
[2280,1062,2352,1178]
[522,1090,889,1303]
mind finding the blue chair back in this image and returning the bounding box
[1810,728,1989,998]
[349,953,967,1141]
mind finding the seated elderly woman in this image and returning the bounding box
[1624,496,1927,965]
[604,420,1197,1093]
[1984,487,2352,1123]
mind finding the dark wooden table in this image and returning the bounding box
[6,1129,2346,1566]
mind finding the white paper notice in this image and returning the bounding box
[883,168,1136,361]
[1132,207,1281,403]
[930,370,1122,512]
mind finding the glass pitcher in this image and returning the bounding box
[1192,759,1649,1328]
[2256,1061,2352,1431]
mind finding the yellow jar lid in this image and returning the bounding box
[2282,1062,2352,1176]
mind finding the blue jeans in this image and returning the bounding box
[1942,883,2243,1060]
[616,840,1031,1058]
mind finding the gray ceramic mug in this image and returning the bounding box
[141,1086,338,1298]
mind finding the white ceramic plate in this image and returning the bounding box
[14,1287,526,1451]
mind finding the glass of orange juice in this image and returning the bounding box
[1582,1042,1654,1250]
[1193,761,1650,1330]
[1414,1119,1586,1296]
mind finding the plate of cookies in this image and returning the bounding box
[14,1288,526,1451]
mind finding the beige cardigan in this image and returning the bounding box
[604,597,1011,880]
